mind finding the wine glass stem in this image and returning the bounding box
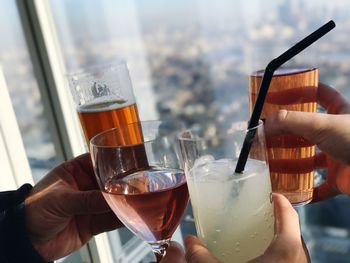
[150,240,170,262]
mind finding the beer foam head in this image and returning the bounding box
[77,97,135,113]
[68,61,137,111]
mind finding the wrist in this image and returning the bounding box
[0,184,48,262]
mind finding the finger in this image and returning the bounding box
[272,194,300,239]
[185,236,220,263]
[265,86,317,105]
[64,190,111,215]
[63,153,98,191]
[250,195,305,262]
[266,152,326,173]
[268,157,314,174]
[264,110,328,141]
[266,134,313,148]
[312,182,339,203]
[90,211,123,236]
[317,82,350,114]
[265,111,350,165]
[314,152,327,168]
[161,241,186,263]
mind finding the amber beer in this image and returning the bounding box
[77,101,141,145]
[249,67,318,205]
[69,61,149,174]
[68,61,145,146]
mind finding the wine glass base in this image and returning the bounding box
[149,238,171,262]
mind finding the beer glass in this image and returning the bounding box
[249,67,318,205]
[178,121,274,263]
[68,61,141,144]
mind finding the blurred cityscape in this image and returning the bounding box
[1,0,350,261]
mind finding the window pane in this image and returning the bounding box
[0,1,82,262]
[0,0,59,182]
[50,0,350,262]
[50,1,159,261]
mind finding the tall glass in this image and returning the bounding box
[90,121,189,262]
[178,121,274,263]
[249,67,318,205]
[68,61,141,144]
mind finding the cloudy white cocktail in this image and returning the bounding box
[179,121,274,263]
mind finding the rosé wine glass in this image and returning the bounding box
[90,120,189,262]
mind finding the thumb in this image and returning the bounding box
[185,236,221,263]
[249,194,309,263]
[273,193,300,238]
[265,110,350,165]
[312,181,339,203]
[271,194,310,262]
[264,110,328,140]
[63,190,111,215]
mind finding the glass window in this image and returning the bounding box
[49,0,350,262]
[0,0,59,182]
[0,1,83,262]
[50,1,159,261]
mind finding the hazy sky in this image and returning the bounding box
[48,0,350,30]
[1,0,349,49]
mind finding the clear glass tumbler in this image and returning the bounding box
[178,121,274,263]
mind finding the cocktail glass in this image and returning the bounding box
[178,121,274,263]
[90,120,189,262]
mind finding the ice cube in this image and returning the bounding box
[193,155,215,168]
[191,157,234,181]
[215,158,236,174]
[189,155,215,181]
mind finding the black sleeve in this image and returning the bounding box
[0,184,47,263]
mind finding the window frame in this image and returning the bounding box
[0,66,34,190]
[15,0,114,262]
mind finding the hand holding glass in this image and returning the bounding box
[249,67,318,205]
[179,121,274,263]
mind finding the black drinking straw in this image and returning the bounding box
[235,20,336,173]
